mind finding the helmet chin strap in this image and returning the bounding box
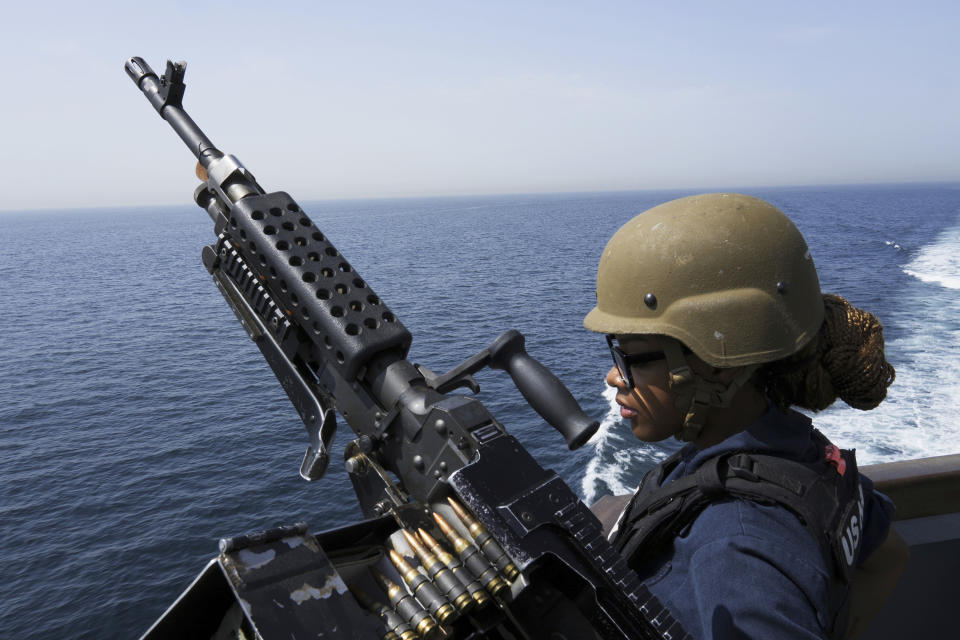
[662,341,758,442]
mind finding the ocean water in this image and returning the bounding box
[1,184,958,638]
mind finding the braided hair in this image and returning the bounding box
[760,294,896,412]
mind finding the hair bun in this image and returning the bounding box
[820,294,895,410]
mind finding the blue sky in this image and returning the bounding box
[1,1,957,210]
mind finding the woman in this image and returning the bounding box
[584,194,906,639]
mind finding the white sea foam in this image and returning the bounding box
[581,385,673,504]
[804,222,960,463]
[580,386,630,504]
[902,225,960,290]
[814,233,960,463]
[810,328,960,464]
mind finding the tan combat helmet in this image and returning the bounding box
[584,193,824,440]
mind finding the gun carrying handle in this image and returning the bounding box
[487,330,599,450]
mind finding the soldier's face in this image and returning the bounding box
[605,336,683,442]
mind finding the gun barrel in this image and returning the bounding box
[125,57,223,166]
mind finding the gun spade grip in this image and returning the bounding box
[487,330,599,450]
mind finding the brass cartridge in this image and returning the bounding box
[388,549,458,626]
[402,529,474,614]
[351,586,418,640]
[371,567,440,640]
[379,602,419,640]
[418,527,491,608]
[448,497,520,581]
[433,513,509,598]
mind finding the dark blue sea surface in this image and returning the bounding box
[2,184,958,638]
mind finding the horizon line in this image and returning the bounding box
[1,178,957,215]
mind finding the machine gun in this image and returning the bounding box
[126,57,688,640]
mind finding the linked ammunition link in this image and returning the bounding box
[351,587,418,640]
[417,528,491,608]
[433,513,509,598]
[372,567,442,640]
[447,498,520,581]
[402,530,474,614]
[389,549,458,626]
[376,600,418,640]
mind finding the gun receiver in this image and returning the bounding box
[128,56,687,640]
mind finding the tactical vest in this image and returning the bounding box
[610,430,864,639]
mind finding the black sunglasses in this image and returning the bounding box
[605,335,668,389]
[607,334,667,389]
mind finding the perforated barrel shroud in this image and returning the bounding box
[224,192,412,380]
